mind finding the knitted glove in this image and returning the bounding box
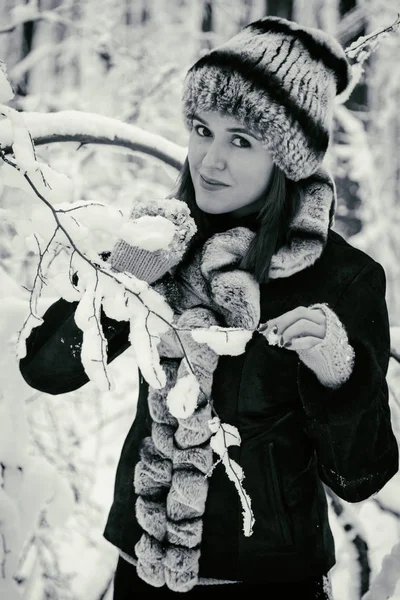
[296,303,355,390]
[109,197,197,284]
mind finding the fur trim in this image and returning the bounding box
[134,437,172,493]
[167,470,209,519]
[135,497,167,542]
[135,534,165,587]
[173,446,214,474]
[270,169,335,278]
[165,545,201,572]
[135,348,214,590]
[167,517,203,548]
[174,403,213,448]
[134,462,170,498]
[208,269,260,328]
[201,227,255,277]
[165,546,201,592]
[135,532,165,562]
[151,423,175,459]
[200,227,260,328]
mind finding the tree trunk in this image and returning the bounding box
[266,0,293,20]
[237,0,254,29]
[141,0,150,24]
[200,0,214,52]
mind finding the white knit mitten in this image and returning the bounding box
[297,303,355,389]
[110,197,196,283]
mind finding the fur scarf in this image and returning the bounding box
[134,226,260,592]
[132,169,335,591]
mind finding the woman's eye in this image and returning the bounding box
[232,136,251,148]
[194,124,211,137]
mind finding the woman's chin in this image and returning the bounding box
[195,201,226,215]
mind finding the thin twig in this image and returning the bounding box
[345,14,400,55]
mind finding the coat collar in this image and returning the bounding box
[269,169,336,279]
[168,169,336,315]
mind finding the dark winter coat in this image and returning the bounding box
[19,173,399,584]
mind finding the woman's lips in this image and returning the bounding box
[199,174,230,191]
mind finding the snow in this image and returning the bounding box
[0,309,76,600]
[10,4,39,26]
[0,4,399,598]
[191,326,253,355]
[208,418,255,537]
[119,214,176,250]
[0,61,14,103]
[0,110,187,167]
[166,366,200,418]
[1,105,37,174]
[129,317,166,390]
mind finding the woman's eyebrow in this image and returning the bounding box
[193,114,258,140]
[226,127,258,139]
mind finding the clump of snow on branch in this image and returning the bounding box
[191,326,253,356]
[337,14,400,105]
[362,541,400,600]
[10,2,39,26]
[208,417,255,537]
[391,327,400,360]
[119,214,175,250]
[0,60,14,103]
[167,365,200,419]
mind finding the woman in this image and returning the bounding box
[19,16,398,599]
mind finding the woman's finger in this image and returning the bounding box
[259,306,325,337]
[282,318,326,342]
[284,336,322,351]
[279,307,326,334]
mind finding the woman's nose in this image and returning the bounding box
[201,141,226,170]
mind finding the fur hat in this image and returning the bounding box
[182,16,352,181]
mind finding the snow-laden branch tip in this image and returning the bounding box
[191,326,253,356]
[208,417,255,537]
[0,62,14,103]
[0,3,88,35]
[338,14,400,105]
[167,365,200,419]
[391,326,400,363]
[362,541,400,600]
[0,110,186,171]
[345,14,400,59]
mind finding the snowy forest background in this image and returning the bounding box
[0,0,399,599]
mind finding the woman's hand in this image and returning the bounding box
[258,306,327,351]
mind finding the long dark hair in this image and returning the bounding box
[167,158,303,284]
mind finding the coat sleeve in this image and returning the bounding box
[19,298,131,395]
[297,261,399,502]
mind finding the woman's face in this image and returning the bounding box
[187,110,274,217]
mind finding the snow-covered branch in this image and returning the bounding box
[337,13,400,105]
[0,2,107,37]
[325,486,371,597]
[0,110,186,171]
[362,542,400,600]
[208,417,255,537]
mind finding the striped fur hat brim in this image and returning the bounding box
[182,16,352,181]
